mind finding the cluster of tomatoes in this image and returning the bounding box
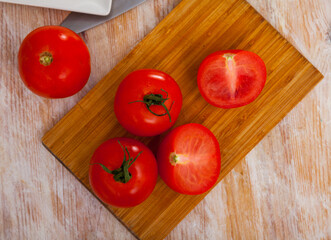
[18,26,266,208]
[90,69,223,207]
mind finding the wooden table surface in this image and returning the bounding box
[0,0,330,239]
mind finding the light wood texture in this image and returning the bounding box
[0,0,330,240]
[39,0,325,239]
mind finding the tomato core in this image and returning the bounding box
[169,152,189,166]
[223,53,238,99]
[39,51,53,66]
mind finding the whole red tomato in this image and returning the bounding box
[157,123,221,195]
[89,138,158,208]
[18,26,91,98]
[197,50,267,108]
[114,69,183,137]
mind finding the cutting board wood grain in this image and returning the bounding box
[42,0,324,239]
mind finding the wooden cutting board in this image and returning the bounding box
[42,0,324,239]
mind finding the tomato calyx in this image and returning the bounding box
[93,141,143,183]
[129,89,174,122]
[39,52,53,66]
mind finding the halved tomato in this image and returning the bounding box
[157,123,221,195]
[197,50,267,108]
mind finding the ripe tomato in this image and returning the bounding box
[157,123,221,195]
[18,26,91,98]
[114,69,183,137]
[89,138,158,208]
[197,50,267,108]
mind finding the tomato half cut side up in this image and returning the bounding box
[197,50,267,108]
[157,123,221,195]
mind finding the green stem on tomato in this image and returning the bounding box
[129,88,174,122]
[39,52,53,66]
[93,141,142,184]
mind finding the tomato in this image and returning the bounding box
[157,123,221,195]
[18,26,91,98]
[89,138,158,208]
[197,50,267,108]
[114,69,183,137]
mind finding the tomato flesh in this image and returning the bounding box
[198,50,267,108]
[89,138,158,208]
[157,123,221,195]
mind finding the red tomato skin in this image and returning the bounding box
[18,26,91,98]
[89,138,158,208]
[157,123,221,195]
[197,50,267,108]
[114,69,183,137]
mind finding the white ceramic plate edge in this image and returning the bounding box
[0,0,112,16]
